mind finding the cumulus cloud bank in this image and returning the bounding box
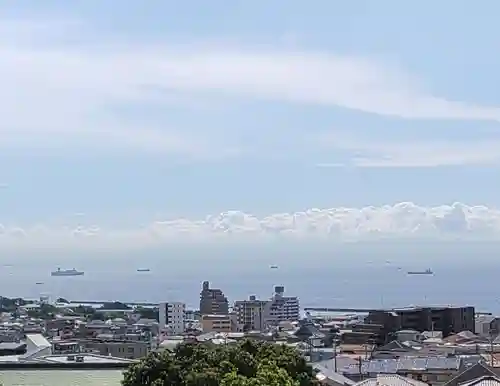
[0,202,499,251]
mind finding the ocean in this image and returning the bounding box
[0,240,498,313]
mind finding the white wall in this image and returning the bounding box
[167,302,186,334]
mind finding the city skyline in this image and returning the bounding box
[0,1,499,251]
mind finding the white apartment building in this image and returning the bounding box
[159,302,186,334]
[234,286,300,330]
[263,286,299,327]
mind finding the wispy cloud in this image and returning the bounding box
[316,130,500,167]
[1,16,500,159]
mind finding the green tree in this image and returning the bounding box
[101,301,130,310]
[27,304,58,320]
[122,339,320,386]
[135,306,159,321]
[89,311,106,321]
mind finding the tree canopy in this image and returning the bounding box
[122,339,321,386]
[135,306,159,321]
[101,301,130,310]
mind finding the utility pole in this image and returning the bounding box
[333,335,338,372]
[490,328,497,367]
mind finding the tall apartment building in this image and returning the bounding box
[233,295,268,331]
[159,302,186,334]
[199,281,229,315]
[234,286,300,330]
[264,286,300,326]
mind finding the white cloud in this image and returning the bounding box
[1,202,499,251]
[0,18,500,157]
[317,133,500,167]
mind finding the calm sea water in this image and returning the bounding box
[1,241,498,313]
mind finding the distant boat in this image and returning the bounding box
[407,268,433,275]
[137,268,151,272]
[51,268,84,277]
[270,265,279,269]
[35,282,44,285]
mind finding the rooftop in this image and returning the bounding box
[0,369,122,386]
[316,355,463,375]
[39,354,135,364]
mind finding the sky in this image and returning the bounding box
[1,1,500,251]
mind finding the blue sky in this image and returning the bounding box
[0,1,499,249]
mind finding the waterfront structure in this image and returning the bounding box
[158,302,186,334]
[199,281,229,315]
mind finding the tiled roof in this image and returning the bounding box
[355,374,429,386]
[376,340,419,352]
[444,362,500,386]
[314,364,356,386]
[339,356,461,375]
[0,342,25,351]
[460,375,500,386]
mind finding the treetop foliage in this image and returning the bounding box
[122,339,321,386]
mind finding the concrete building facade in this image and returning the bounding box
[199,281,229,315]
[264,286,300,327]
[200,314,238,333]
[233,296,268,331]
[233,286,300,330]
[158,302,186,334]
[366,306,475,340]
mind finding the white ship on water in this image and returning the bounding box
[51,268,84,277]
[407,268,433,275]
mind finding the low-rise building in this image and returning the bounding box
[201,314,239,333]
[83,339,149,359]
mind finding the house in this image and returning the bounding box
[475,315,500,338]
[444,331,487,345]
[460,375,500,386]
[443,362,500,386]
[0,342,26,356]
[371,340,420,359]
[353,374,429,386]
[329,356,462,383]
[294,323,327,347]
[395,330,421,343]
[314,363,356,386]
